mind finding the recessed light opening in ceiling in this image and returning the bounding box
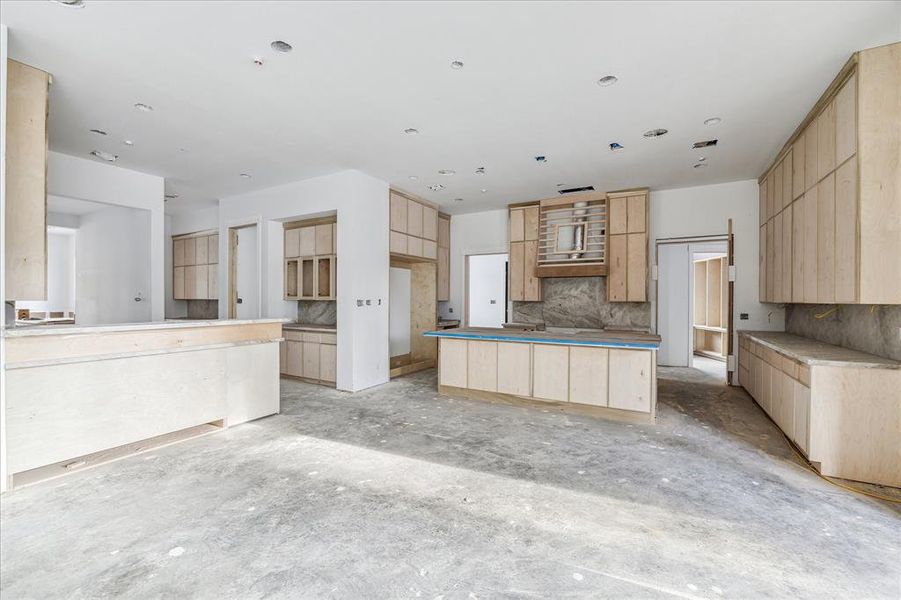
[438,170,455,176]
[643,128,668,138]
[704,117,722,126]
[597,75,618,87]
[90,150,117,162]
[558,185,595,194]
[89,128,107,136]
[404,128,419,135]
[428,184,445,191]
[450,60,464,69]
[692,139,718,148]
[134,102,153,112]
[270,40,293,53]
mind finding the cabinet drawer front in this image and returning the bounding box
[407,236,423,258]
[423,239,437,260]
[302,332,320,343]
[319,333,337,344]
[390,231,407,255]
[283,330,304,341]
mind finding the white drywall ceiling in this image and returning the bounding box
[2,1,899,215]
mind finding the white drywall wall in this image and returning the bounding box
[1,23,9,493]
[467,253,508,327]
[389,267,411,357]
[171,205,218,236]
[219,170,389,392]
[75,205,152,325]
[16,227,76,315]
[47,152,165,321]
[443,209,508,320]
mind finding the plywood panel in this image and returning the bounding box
[5,60,49,301]
[792,200,804,301]
[299,226,316,256]
[407,236,423,257]
[608,234,627,301]
[422,239,437,260]
[781,151,793,210]
[773,211,783,303]
[766,173,775,221]
[523,240,541,301]
[804,119,818,191]
[759,225,767,302]
[792,135,806,200]
[774,159,784,211]
[390,230,407,255]
[208,234,219,264]
[407,199,423,238]
[793,380,810,454]
[532,344,569,401]
[319,343,337,383]
[410,261,437,362]
[437,246,450,301]
[497,342,531,397]
[286,340,303,377]
[422,206,438,241]
[390,192,408,233]
[173,266,186,300]
[782,205,792,302]
[569,346,608,407]
[208,264,218,300]
[279,340,287,373]
[834,158,858,302]
[765,218,775,302]
[174,239,186,266]
[816,102,836,181]
[816,173,835,303]
[834,73,857,165]
[608,349,652,413]
[185,265,197,299]
[184,237,196,267]
[706,259,721,326]
[626,233,647,302]
[523,206,540,241]
[315,223,334,254]
[509,241,524,301]
[802,188,818,303]
[438,215,450,248]
[608,196,627,234]
[439,338,468,387]
[195,265,210,300]
[467,341,498,392]
[758,181,766,227]
[509,208,525,242]
[627,194,646,233]
[195,234,209,265]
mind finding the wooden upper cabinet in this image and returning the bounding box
[834,73,857,166]
[523,206,539,241]
[816,102,836,182]
[208,235,219,264]
[315,223,333,255]
[509,208,525,241]
[792,135,806,200]
[758,181,766,227]
[284,228,300,258]
[804,119,818,191]
[390,192,408,233]
[781,150,793,210]
[174,239,187,267]
[438,215,450,248]
[774,160,784,211]
[299,226,316,256]
[766,172,776,220]
[608,196,627,234]
[406,199,423,237]
[195,234,209,265]
[422,206,438,241]
[627,195,646,233]
[184,238,196,266]
[5,60,50,301]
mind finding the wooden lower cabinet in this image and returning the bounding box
[285,340,303,377]
[319,343,337,383]
[280,329,337,386]
[437,337,656,420]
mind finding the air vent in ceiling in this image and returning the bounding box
[692,139,718,149]
[558,185,595,195]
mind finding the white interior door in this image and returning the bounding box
[235,226,258,319]
[657,243,691,367]
[467,253,508,327]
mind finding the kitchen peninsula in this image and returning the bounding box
[425,327,660,422]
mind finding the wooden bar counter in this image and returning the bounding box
[424,327,661,423]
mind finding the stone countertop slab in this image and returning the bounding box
[738,330,900,369]
[424,326,660,350]
[3,318,288,338]
[282,323,337,333]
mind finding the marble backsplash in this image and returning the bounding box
[511,277,651,330]
[187,300,218,320]
[785,304,901,361]
[297,300,337,325]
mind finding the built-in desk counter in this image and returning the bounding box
[425,327,661,423]
[2,319,284,487]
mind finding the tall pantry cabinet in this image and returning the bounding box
[758,42,900,305]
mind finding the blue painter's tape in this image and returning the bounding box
[423,331,659,350]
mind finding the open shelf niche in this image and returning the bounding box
[693,255,728,361]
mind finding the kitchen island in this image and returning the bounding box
[2,318,284,488]
[424,327,661,423]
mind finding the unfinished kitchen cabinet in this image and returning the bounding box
[532,344,569,402]
[437,213,451,301]
[536,193,606,278]
[608,349,653,413]
[283,218,338,300]
[172,230,219,301]
[281,328,337,386]
[389,189,440,262]
[693,256,728,360]
[568,346,608,407]
[508,204,542,301]
[607,189,648,302]
[759,42,901,304]
[5,60,51,301]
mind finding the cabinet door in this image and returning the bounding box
[407,236,423,258]
[608,349,652,413]
[174,266,186,299]
[834,73,857,166]
[497,342,531,396]
[627,195,646,233]
[569,346,608,407]
[523,240,541,301]
[467,341,498,392]
[284,229,300,258]
[816,173,835,303]
[438,216,450,248]
[390,231,407,255]
[804,119,818,191]
[208,234,219,264]
[315,223,333,255]
[174,239,186,267]
[319,344,337,383]
[390,192,408,232]
[774,160,784,211]
[792,200,804,301]
[195,235,209,265]
[781,370,795,435]
[773,211,783,302]
[834,159,857,302]
[208,264,218,299]
[792,136,806,200]
[194,265,209,300]
[407,200,423,238]
[184,237,196,266]
[439,338,468,387]
[608,234,627,301]
[509,208,525,242]
[759,224,767,302]
[608,196,627,234]
[523,206,540,241]
[765,221,775,302]
[532,344,569,402]
[279,341,287,374]
[626,233,647,302]
[422,206,438,241]
[816,102,836,181]
[802,188,818,303]
[286,340,303,377]
[793,381,810,454]
[766,173,775,220]
[303,341,320,379]
[437,246,450,301]
[759,181,766,227]
[185,265,197,298]
[509,241,525,301]
[782,151,793,210]
[423,239,437,260]
[299,226,316,256]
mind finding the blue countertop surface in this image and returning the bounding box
[424,327,660,350]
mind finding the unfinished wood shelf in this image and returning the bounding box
[693,255,728,361]
[536,192,607,277]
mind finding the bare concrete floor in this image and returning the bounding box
[2,365,899,599]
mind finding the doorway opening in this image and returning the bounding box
[228,223,260,319]
[465,253,508,327]
[656,231,733,383]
